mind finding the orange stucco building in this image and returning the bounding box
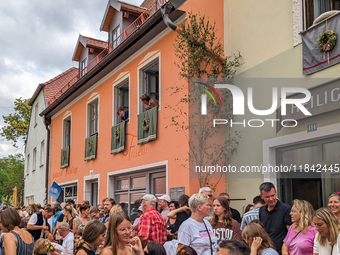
[42,0,226,216]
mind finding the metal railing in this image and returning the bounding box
[49,0,167,105]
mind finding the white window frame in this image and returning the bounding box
[86,95,100,137]
[84,173,100,206]
[32,148,37,172]
[81,58,88,77]
[40,140,45,167]
[107,161,168,218]
[137,52,161,114]
[302,0,340,30]
[52,179,79,203]
[26,154,30,175]
[113,74,130,126]
[62,114,72,148]
[111,25,121,49]
[34,103,39,127]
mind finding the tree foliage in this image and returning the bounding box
[167,12,242,191]
[1,97,31,148]
[0,154,25,205]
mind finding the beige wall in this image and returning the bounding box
[224,0,294,73]
[223,0,340,211]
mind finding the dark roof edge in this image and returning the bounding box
[29,83,45,106]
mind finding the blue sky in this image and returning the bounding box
[0,0,143,157]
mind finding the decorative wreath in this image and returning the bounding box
[115,128,120,142]
[318,30,337,52]
[87,140,93,153]
[143,116,150,132]
[62,150,67,161]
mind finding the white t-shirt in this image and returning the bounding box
[313,232,340,255]
[51,231,74,255]
[178,217,217,255]
[27,213,46,239]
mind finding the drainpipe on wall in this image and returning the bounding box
[43,117,51,205]
[161,2,226,64]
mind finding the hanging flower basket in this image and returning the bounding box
[318,30,337,52]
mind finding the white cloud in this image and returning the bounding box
[0,0,144,157]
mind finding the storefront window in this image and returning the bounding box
[323,141,340,161]
[116,179,129,190]
[113,168,166,217]
[281,146,318,166]
[131,177,146,189]
[57,184,77,203]
[277,137,340,208]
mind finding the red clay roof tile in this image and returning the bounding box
[44,67,79,106]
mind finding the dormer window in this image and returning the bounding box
[112,26,121,50]
[80,58,88,77]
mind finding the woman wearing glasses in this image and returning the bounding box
[281,199,316,255]
[101,211,144,255]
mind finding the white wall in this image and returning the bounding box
[24,89,48,205]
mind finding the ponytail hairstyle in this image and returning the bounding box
[74,220,106,251]
[64,204,76,218]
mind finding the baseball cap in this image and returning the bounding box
[157,194,171,203]
[141,194,157,203]
[138,206,143,212]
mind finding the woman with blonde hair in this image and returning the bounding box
[282,199,317,255]
[104,205,124,229]
[61,204,77,233]
[28,203,38,216]
[177,193,218,255]
[328,193,340,221]
[242,222,278,255]
[101,212,143,255]
[313,207,340,255]
[74,220,106,255]
[109,205,123,215]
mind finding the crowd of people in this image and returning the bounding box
[0,182,339,255]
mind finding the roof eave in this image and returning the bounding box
[41,3,186,119]
[100,0,121,32]
[72,35,87,62]
[29,83,45,106]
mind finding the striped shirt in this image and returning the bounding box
[240,206,261,230]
